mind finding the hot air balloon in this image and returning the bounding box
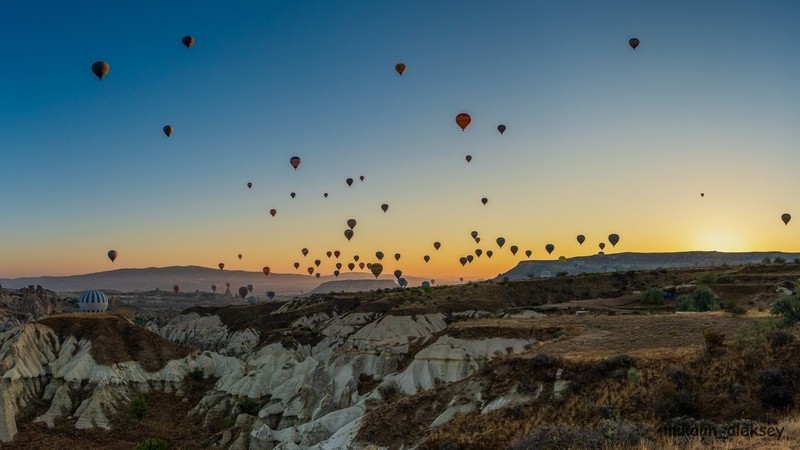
[238,286,248,299]
[370,263,383,278]
[315,259,321,267]
[398,278,407,287]
[211,284,217,293]
[316,273,320,278]
[163,125,173,137]
[354,255,360,262]
[466,255,474,263]
[107,250,117,262]
[393,269,402,279]
[270,209,277,217]
[347,219,357,230]
[577,235,585,245]
[475,249,482,257]
[294,262,300,269]
[599,243,606,250]
[91,61,110,80]
[395,63,406,75]
[394,253,401,261]
[455,113,471,131]
[173,284,180,294]
[375,251,384,260]
[475,237,481,243]
[459,257,468,266]
[344,229,354,241]
[335,262,342,270]
[481,198,488,205]
[497,124,507,134]
[466,155,472,163]
[262,267,270,277]
[334,270,340,277]
[324,193,328,198]
[225,282,231,288]
[334,250,341,258]
[525,250,532,258]
[629,38,640,49]
[421,281,430,287]
[782,214,792,225]
[219,263,225,270]
[486,250,493,258]
[247,284,254,293]
[700,193,704,197]
[290,156,301,170]
[182,35,195,48]
[381,204,389,213]
[267,291,275,300]
[608,234,620,247]
[307,267,314,275]
[346,178,353,187]
[326,251,332,258]
[471,231,478,239]
[545,244,555,254]
[359,262,365,270]
[291,192,296,199]
[424,255,430,263]
[238,254,243,260]
[348,262,355,270]
[302,248,309,257]
[510,245,518,255]
[247,182,253,189]
[360,176,365,181]
[496,237,505,248]
[434,242,441,250]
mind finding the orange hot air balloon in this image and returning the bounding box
[370,263,383,278]
[455,113,471,131]
[375,251,384,260]
[247,182,253,189]
[577,235,586,245]
[525,250,532,257]
[424,255,430,263]
[173,284,180,294]
[381,204,389,213]
[359,262,365,270]
[486,250,493,258]
[262,267,270,277]
[218,263,225,270]
[497,124,506,134]
[629,38,640,49]
[481,198,488,205]
[107,250,118,262]
[782,213,791,225]
[348,262,355,270]
[91,61,109,80]
[496,237,505,248]
[395,63,406,75]
[294,262,300,269]
[182,35,195,48]
[290,156,301,170]
[545,244,555,254]
[334,250,341,258]
[308,267,314,275]
[434,242,441,250]
[510,245,518,255]
[326,251,332,258]
[347,219,357,229]
[608,234,620,247]
[270,209,277,217]
[394,253,401,261]
[346,178,353,187]
[465,155,472,163]
[163,125,173,137]
[344,229,354,241]
[238,254,243,260]
[302,248,309,257]
[291,192,296,199]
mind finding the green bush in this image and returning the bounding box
[699,273,718,284]
[762,257,772,265]
[222,415,235,429]
[675,287,719,312]
[774,257,786,265]
[236,396,260,415]
[771,294,800,326]
[640,287,664,305]
[136,438,168,450]
[188,366,205,382]
[716,274,734,283]
[130,395,148,420]
[556,271,569,277]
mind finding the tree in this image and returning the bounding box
[136,438,168,450]
[771,294,800,326]
[640,287,664,305]
[130,396,148,419]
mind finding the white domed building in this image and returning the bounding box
[79,290,108,313]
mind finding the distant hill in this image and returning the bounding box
[0,266,437,296]
[305,279,399,295]
[496,251,800,280]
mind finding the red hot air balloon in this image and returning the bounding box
[263,267,270,277]
[629,38,640,49]
[455,113,471,131]
[395,63,406,75]
[270,209,277,217]
[163,125,173,137]
[219,263,225,270]
[107,250,118,262]
[290,156,301,170]
[359,262,365,270]
[91,61,110,80]
[182,36,195,48]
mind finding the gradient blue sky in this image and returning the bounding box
[2,1,800,278]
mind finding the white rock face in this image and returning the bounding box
[157,312,258,356]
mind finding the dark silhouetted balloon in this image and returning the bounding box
[424,255,430,263]
[225,282,230,288]
[316,273,320,278]
[394,253,401,261]
[291,192,296,199]
[334,250,341,258]
[307,267,314,275]
[399,278,407,287]
[510,245,518,255]
[347,219,357,230]
[475,237,480,243]
[344,229,354,241]
[267,291,275,300]
[481,197,488,205]
[471,231,478,239]
[107,250,117,262]
[294,262,300,269]
[370,263,383,278]
[91,61,109,80]
[475,249,482,257]
[182,36,195,48]
[219,263,225,270]
[393,269,402,279]
[496,237,505,248]
[782,213,792,225]
[326,251,332,258]
[247,283,254,293]
[247,182,252,189]
[700,193,704,197]
[381,204,389,213]
[466,255,474,263]
[269,209,277,217]
[324,193,328,198]
[163,125,173,137]
[525,250,532,258]
[486,250,493,258]
[359,262,365,270]
[335,262,342,269]
[360,175,365,181]
[238,286,248,299]
[302,248,309,257]
[346,178,353,187]
[466,155,472,163]
[459,257,468,266]
[629,38,640,49]
[290,156,301,170]
[434,242,441,250]
[395,63,406,75]
[348,262,355,270]
[559,256,567,264]
[577,235,585,245]
[262,267,270,277]
[608,234,620,247]
[173,284,180,294]
[599,243,606,250]
[334,270,340,277]
[456,113,471,131]
[237,254,242,260]
[354,255,360,262]
[422,281,430,287]
[315,259,321,267]
[497,124,506,134]
[545,244,555,254]
[211,284,217,293]
[375,251,384,260]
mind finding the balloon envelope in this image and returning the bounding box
[107,250,117,262]
[545,244,555,254]
[424,255,430,263]
[629,38,640,49]
[163,125,173,137]
[782,213,792,225]
[395,63,406,75]
[370,263,383,278]
[465,155,472,163]
[496,237,505,248]
[525,250,532,258]
[344,229,354,241]
[486,250,493,258]
[267,291,275,300]
[347,219,357,229]
[497,124,507,134]
[375,251,384,260]
[182,36,195,48]
[455,113,471,131]
[433,242,441,250]
[262,267,270,277]
[608,234,620,247]
[219,263,225,270]
[481,198,488,205]
[173,284,180,293]
[510,245,518,255]
[290,156,301,169]
[91,61,109,80]
[346,178,353,187]
[247,182,252,189]
[381,204,389,212]
[269,209,277,217]
[577,235,586,245]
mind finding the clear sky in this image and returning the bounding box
[2,0,800,279]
